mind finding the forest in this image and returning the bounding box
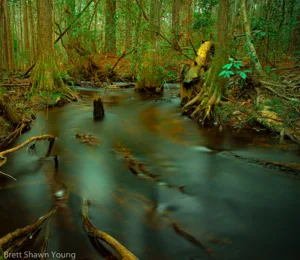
[0,0,300,259]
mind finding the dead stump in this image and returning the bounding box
[93,97,105,120]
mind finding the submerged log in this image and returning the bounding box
[93,97,105,120]
[172,223,215,257]
[82,200,138,260]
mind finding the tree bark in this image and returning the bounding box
[105,0,117,54]
[31,0,75,99]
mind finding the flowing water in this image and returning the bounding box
[1,85,300,260]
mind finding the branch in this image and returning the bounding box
[0,135,55,167]
[0,170,17,181]
[110,49,135,74]
[189,38,198,57]
[0,207,57,249]
[82,200,138,260]
[134,0,149,21]
[145,29,194,61]
[54,0,95,44]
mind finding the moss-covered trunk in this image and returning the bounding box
[31,0,74,99]
[181,0,231,121]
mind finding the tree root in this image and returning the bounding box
[0,134,55,168]
[0,118,31,148]
[82,200,138,260]
[172,223,215,257]
[260,81,300,102]
[0,207,57,250]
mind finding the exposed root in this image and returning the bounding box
[82,200,138,260]
[0,207,57,250]
[0,134,55,168]
[0,118,31,148]
[261,81,300,102]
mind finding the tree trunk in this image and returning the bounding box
[241,0,265,78]
[2,0,14,73]
[105,0,116,54]
[31,0,74,98]
[135,0,163,92]
[181,0,231,121]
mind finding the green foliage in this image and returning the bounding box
[219,58,252,88]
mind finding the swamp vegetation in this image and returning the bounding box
[0,0,300,259]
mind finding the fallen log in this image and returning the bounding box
[0,207,57,250]
[0,134,55,168]
[82,200,138,260]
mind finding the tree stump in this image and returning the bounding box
[93,97,105,120]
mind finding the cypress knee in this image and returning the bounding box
[93,97,105,120]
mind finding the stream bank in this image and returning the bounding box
[0,86,300,259]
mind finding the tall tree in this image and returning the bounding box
[182,0,232,119]
[105,0,116,53]
[31,0,74,98]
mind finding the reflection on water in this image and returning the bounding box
[0,86,300,260]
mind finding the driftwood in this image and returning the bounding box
[0,207,57,250]
[0,134,55,167]
[172,223,215,257]
[82,200,138,260]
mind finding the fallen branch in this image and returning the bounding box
[82,200,138,260]
[0,171,17,181]
[172,223,215,257]
[0,207,57,250]
[0,134,55,167]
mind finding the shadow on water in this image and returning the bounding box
[1,85,300,259]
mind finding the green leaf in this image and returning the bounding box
[228,58,234,62]
[243,69,253,73]
[222,63,233,70]
[218,71,226,77]
[234,63,241,69]
[239,72,247,79]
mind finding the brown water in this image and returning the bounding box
[1,85,300,260]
